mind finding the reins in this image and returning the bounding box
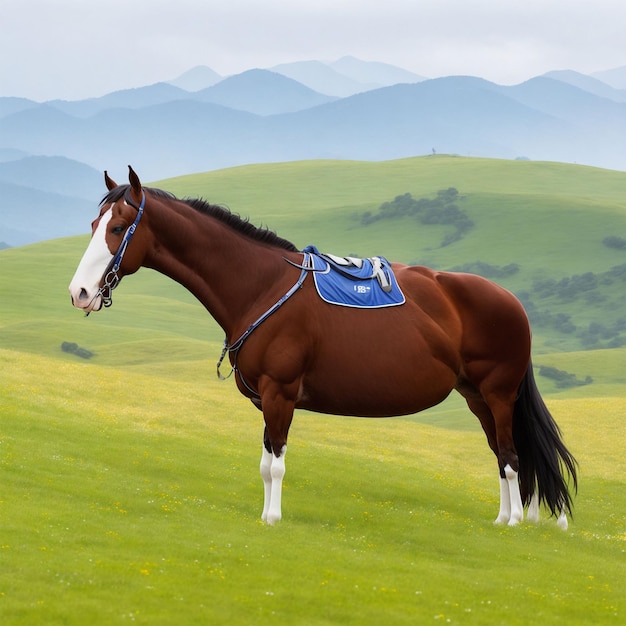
[216,253,313,385]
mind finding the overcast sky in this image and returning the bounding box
[2,0,625,101]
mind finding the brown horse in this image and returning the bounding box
[69,166,577,527]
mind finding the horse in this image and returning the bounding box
[69,166,578,528]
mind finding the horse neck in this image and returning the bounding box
[143,199,297,338]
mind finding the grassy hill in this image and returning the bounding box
[158,155,626,352]
[1,156,625,624]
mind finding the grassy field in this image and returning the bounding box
[1,156,625,624]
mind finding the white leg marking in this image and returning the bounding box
[68,208,114,311]
[260,447,273,522]
[259,445,286,525]
[504,464,524,526]
[494,476,511,525]
[527,491,540,523]
[557,509,568,531]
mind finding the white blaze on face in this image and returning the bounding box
[68,208,114,312]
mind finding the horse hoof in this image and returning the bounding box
[265,512,281,525]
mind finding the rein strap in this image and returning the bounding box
[216,253,313,381]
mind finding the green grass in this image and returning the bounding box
[1,349,624,625]
[1,156,625,624]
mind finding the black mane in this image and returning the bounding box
[101,185,298,252]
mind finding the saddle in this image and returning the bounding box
[302,245,405,308]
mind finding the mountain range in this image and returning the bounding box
[1,56,625,247]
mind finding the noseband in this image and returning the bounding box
[92,188,145,311]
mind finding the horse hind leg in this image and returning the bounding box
[465,396,524,526]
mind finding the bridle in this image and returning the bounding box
[88,188,145,313]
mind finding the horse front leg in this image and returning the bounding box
[257,383,296,525]
[260,435,287,525]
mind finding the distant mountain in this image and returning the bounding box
[46,83,192,118]
[270,60,373,97]
[271,57,424,97]
[591,65,626,90]
[543,70,626,103]
[330,56,425,86]
[266,77,577,164]
[0,156,102,246]
[0,155,102,197]
[0,148,28,163]
[168,65,223,91]
[0,181,94,246]
[2,75,625,186]
[0,97,39,118]
[193,69,336,115]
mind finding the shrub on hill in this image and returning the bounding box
[537,365,592,388]
[61,341,93,359]
[449,261,519,278]
[603,235,626,250]
[360,188,473,247]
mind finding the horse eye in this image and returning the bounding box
[111,225,126,235]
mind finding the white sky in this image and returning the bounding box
[2,0,625,101]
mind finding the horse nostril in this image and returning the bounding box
[79,288,88,300]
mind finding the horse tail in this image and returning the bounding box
[513,362,578,517]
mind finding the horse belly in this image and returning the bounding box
[298,314,458,418]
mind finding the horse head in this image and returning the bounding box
[69,166,148,313]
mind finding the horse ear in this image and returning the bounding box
[104,170,117,190]
[128,165,142,205]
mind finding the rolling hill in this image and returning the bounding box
[2,156,626,356]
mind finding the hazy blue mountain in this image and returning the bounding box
[0,97,39,118]
[0,156,103,246]
[330,56,425,86]
[1,75,625,192]
[270,57,424,96]
[47,83,192,117]
[502,77,625,124]
[543,70,626,102]
[0,180,96,246]
[75,100,264,176]
[0,156,102,197]
[0,105,89,157]
[0,148,29,163]
[167,65,223,91]
[591,65,626,90]
[270,60,371,97]
[267,77,575,164]
[193,69,336,115]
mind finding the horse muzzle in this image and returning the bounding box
[69,285,104,313]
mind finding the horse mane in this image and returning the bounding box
[101,185,298,252]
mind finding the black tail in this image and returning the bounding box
[513,362,578,517]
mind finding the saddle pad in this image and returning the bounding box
[304,246,406,308]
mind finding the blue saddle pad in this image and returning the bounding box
[303,245,405,308]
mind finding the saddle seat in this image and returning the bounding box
[301,245,405,309]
